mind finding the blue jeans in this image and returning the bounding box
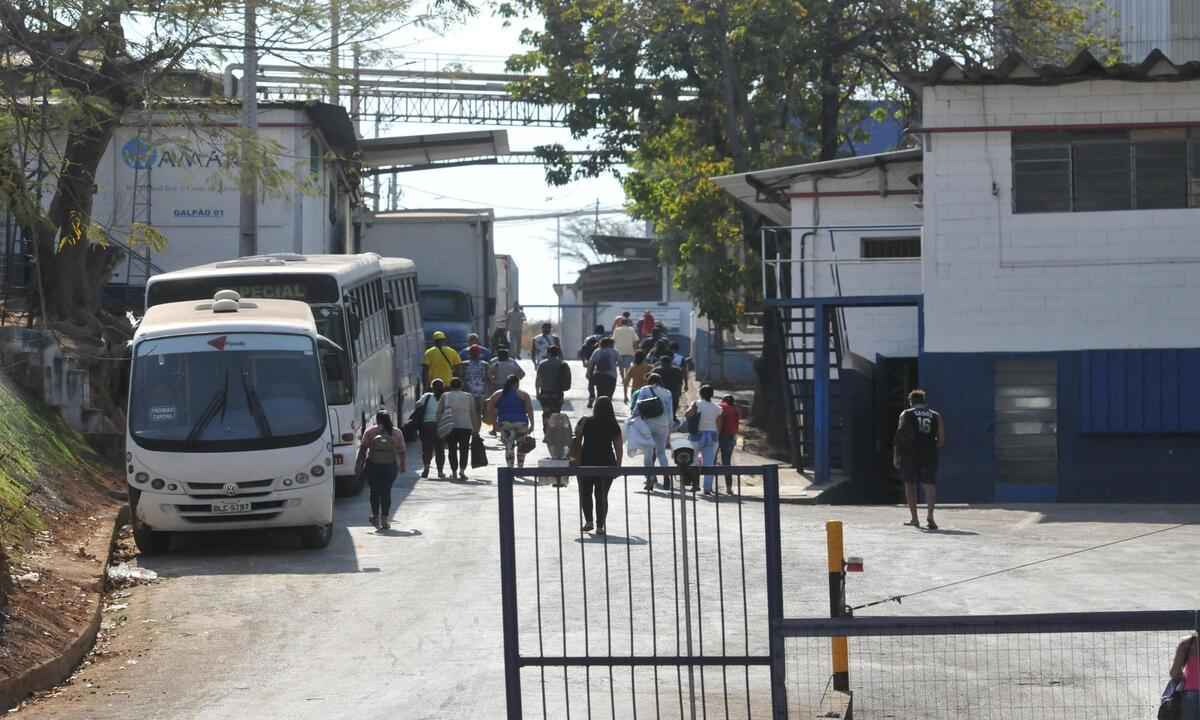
[691,431,718,491]
[1184,691,1200,720]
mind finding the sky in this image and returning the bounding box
[356,11,631,317]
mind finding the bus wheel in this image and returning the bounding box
[334,475,363,497]
[133,517,171,555]
[300,523,333,549]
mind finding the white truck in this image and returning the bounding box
[362,209,496,350]
[494,254,520,341]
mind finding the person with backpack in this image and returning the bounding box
[624,350,652,400]
[579,324,605,408]
[413,378,447,479]
[684,385,722,496]
[1169,632,1199,720]
[631,373,673,491]
[718,395,740,495]
[535,345,572,434]
[486,374,535,468]
[356,410,406,530]
[654,354,685,417]
[588,337,622,404]
[893,389,946,530]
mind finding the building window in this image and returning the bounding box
[861,236,921,259]
[1012,129,1198,213]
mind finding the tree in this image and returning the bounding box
[501,0,1115,449]
[545,216,636,267]
[0,0,473,331]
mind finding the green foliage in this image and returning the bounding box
[502,0,1119,321]
[623,120,750,328]
[0,373,104,550]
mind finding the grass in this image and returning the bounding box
[0,371,105,550]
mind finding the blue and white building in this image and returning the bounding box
[716,50,1200,503]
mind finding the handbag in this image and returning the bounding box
[1159,680,1184,720]
[686,406,701,436]
[471,433,489,468]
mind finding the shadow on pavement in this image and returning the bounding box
[923,528,980,537]
[139,524,361,576]
[574,534,649,546]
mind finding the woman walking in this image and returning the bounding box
[486,374,535,468]
[572,396,623,535]
[632,373,673,491]
[438,377,476,480]
[685,384,722,496]
[415,379,447,479]
[1170,632,1199,720]
[356,410,406,530]
[624,350,652,399]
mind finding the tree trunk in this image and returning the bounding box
[0,544,11,614]
[818,52,842,161]
[35,109,120,327]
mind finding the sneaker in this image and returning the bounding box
[369,514,378,528]
[459,472,469,481]
[596,526,606,536]
[420,469,429,479]
[437,471,448,480]
[926,519,939,531]
[381,518,391,531]
[643,480,654,491]
[581,522,594,532]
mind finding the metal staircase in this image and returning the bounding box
[778,305,846,471]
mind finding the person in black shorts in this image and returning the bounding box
[893,389,945,530]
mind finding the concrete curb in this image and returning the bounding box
[0,504,129,713]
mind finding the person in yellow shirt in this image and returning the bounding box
[423,330,462,389]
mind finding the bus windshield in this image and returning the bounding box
[420,290,471,322]
[310,304,354,406]
[129,333,326,453]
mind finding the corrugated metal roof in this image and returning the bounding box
[904,48,1200,87]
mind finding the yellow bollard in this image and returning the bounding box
[826,520,850,692]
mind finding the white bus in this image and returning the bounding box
[126,291,336,553]
[146,253,423,495]
[380,258,425,408]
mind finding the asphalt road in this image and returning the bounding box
[16,361,1200,720]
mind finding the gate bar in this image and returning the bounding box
[498,467,522,719]
[762,465,788,719]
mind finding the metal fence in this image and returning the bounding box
[782,611,1199,720]
[498,465,786,719]
[498,465,1197,719]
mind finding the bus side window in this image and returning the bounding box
[389,306,405,336]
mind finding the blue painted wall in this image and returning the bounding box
[693,329,758,386]
[920,350,1200,503]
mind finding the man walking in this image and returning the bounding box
[588,337,621,403]
[535,345,572,434]
[423,330,462,390]
[488,345,525,391]
[893,389,945,530]
[612,318,639,400]
[532,322,560,365]
[637,310,656,339]
[507,304,527,358]
[579,324,604,408]
[655,354,684,418]
[462,344,491,434]
[462,333,492,362]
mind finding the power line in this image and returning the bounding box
[849,522,1196,612]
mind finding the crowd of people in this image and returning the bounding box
[354,312,745,535]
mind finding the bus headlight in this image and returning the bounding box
[150,478,165,490]
[295,472,309,485]
[134,472,149,484]
[310,466,325,477]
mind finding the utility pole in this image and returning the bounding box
[329,0,341,105]
[238,0,258,258]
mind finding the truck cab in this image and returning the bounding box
[418,286,475,348]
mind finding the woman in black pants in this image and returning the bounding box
[574,396,624,535]
[416,379,447,478]
[356,411,406,530]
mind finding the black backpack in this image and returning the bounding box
[579,336,599,362]
[635,389,664,419]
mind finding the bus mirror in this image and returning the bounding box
[317,334,344,353]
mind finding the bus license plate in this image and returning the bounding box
[211,501,253,514]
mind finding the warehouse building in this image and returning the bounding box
[716,49,1200,503]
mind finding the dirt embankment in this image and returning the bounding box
[0,371,123,683]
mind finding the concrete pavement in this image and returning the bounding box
[15,361,1200,719]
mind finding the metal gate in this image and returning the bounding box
[498,465,787,719]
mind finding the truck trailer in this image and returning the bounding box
[362,209,497,349]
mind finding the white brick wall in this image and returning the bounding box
[922,81,1200,353]
[787,160,924,360]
